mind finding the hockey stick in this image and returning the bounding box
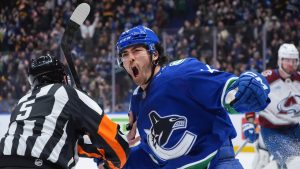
[235,139,248,157]
[61,3,90,91]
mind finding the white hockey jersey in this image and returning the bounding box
[259,69,300,128]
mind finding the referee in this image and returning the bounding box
[0,54,129,169]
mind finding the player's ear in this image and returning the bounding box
[152,51,159,60]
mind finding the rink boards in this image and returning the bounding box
[0,113,254,153]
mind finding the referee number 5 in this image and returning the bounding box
[16,100,35,120]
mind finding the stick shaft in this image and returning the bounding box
[61,21,83,91]
[235,140,248,157]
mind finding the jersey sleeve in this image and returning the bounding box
[182,61,236,112]
[66,87,129,169]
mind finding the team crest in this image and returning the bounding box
[144,111,197,161]
[277,93,300,117]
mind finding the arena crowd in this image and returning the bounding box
[0,0,299,113]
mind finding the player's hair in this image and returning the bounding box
[154,43,168,66]
[136,43,168,66]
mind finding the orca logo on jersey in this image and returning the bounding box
[277,94,300,117]
[144,111,197,161]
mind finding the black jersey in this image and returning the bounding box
[0,84,129,169]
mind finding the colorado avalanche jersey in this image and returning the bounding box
[259,69,300,128]
[130,58,237,168]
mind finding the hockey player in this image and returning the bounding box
[243,43,300,169]
[102,25,270,169]
[0,54,129,169]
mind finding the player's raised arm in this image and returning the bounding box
[222,71,271,114]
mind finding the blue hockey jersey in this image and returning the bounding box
[129,57,237,168]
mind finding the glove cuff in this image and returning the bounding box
[222,77,239,114]
[245,112,256,121]
[242,122,255,130]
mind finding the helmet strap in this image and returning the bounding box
[137,53,158,91]
[143,58,157,86]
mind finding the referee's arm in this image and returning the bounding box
[71,88,130,169]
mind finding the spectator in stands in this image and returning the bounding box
[0,0,299,114]
[80,12,100,58]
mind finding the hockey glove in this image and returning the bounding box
[225,71,270,113]
[242,122,258,143]
[94,158,104,166]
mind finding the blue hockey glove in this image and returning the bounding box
[94,158,104,166]
[242,122,258,143]
[225,71,270,113]
[94,158,110,169]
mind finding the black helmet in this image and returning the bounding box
[28,54,66,87]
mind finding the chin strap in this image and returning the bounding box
[143,62,157,86]
[142,54,159,89]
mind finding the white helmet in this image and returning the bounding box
[278,43,299,69]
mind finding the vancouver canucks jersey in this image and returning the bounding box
[130,58,237,168]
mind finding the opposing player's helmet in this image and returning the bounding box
[28,54,66,87]
[278,43,299,68]
[116,25,160,67]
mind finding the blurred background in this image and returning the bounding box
[0,0,299,114]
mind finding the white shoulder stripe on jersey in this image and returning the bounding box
[31,86,69,158]
[36,84,54,98]
[18,92,32,104]
[18,84,54,104]
[75,89,103,115]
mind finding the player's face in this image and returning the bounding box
[281,58,299,74]
[121,45,153,86]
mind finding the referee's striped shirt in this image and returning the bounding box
[0,84,129,169]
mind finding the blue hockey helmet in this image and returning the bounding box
[116,25,160,66]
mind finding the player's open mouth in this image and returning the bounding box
[132,66,139,77]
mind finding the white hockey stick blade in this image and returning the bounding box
[70,3,90,25]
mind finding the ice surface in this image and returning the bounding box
[75,153,255,169]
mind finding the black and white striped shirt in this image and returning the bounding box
[0,84,129,169]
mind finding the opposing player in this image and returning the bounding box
[96,25,270,169]
[0,54,129,169]
[243,43,300,169]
